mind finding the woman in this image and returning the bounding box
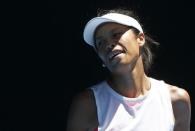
[67,8,191,131]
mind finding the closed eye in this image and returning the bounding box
[112,32,123,39]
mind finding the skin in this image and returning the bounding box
[66,22,191,131]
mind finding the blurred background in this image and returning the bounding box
[1,0,194,130]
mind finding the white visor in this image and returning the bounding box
[83,13,143,47]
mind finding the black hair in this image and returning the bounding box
[96,8,159,73]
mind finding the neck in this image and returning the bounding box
[108,57,151,98]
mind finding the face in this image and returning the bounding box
[94,22,145,74]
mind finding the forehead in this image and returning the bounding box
[94,22,129,38]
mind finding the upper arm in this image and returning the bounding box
[66,90,98,131]
[169,86,191,131]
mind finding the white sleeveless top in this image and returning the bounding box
[90,78,175,131]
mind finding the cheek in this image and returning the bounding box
[119,32,137,45]
[119,37,139,52]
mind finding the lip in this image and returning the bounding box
[108,50,124,61]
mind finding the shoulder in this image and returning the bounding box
[71,89,98,119]
[168,85,191,108]
[66,89,98,131]
[72,89,96,107]
[168,85,191,130]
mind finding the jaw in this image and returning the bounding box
[108,55,141,75]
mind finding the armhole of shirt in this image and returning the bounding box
[163,82,176,127]
[87,87,100,127]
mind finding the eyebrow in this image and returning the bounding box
[95,36,102,41]
[95,27,120,40]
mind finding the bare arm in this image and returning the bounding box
[169,86,191,131]
[66,90,98,131]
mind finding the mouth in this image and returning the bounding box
[108,50,125,61]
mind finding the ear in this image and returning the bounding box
[137,33,145,47]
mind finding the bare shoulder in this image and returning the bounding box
[168,85,190,103]
[66,89,98,131]
[168,85,191,131]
